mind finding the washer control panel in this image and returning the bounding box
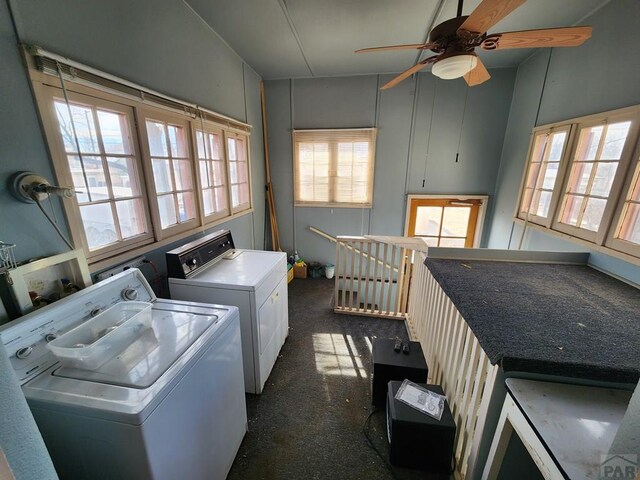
[165,229,235,279]
[0,269,155,384]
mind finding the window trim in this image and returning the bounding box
[292,128,377,208]
[515,103,640,261]
[605,141,640,258]
[404,194,488,248]
[515,125,574,228]
[192,122,231,224]
[32,82,156,262]
[551,111,640,245]
[26,54,253,267]
[136,107,201,240]
[224,131,252,214]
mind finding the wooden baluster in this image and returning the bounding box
[363,241,371,313]
[340,241,347,309]
[348,241,356,310]
[356,240,364,311]
[334,239,341,310]
[371,242,380,313]
[385,245,396,315]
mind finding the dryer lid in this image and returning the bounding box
[53,304,219,389]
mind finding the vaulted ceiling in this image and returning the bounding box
[185,0,608,78]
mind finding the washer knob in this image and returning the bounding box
[44,333,58,343]
[16,346,33,359]
[122,288,138,301]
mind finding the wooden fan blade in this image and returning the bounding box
[464,58,491,86]
[458,0,526,35]
[487,26,593,49]
[355,43,438,53]
[381,57,438,90]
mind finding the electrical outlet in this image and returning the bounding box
[96,256,146,281]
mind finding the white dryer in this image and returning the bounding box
[167,230,288,394]
[0,269,247,480]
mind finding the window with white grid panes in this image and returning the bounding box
[226,134,251,213]
[50,92,152,258]
[195,127,229,221]
[515,104,640,261]
[518,127,570,225]
[607,154,640,256]
[558,120,632,234]
[30,61,254,267]
[143,116,198,233]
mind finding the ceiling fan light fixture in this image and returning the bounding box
[432,54,478,80]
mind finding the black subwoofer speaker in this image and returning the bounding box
[371,339,428,407]
[386,381,456,474]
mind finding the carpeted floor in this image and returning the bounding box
[227,278,436,480]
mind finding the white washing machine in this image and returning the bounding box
[166,230,288,394]
[0,269,247,480]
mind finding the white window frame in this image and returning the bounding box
[137,108,201,240]
[292,128,377,208]
[26,53,253,270]
[515,104,640,262]
[33,83,155,263]
[605,143,640,258]
[552,111,640,244]
[224,131,252,214]
[192,122,231,224]
[516,125,574,228]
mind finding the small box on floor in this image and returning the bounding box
[371,338,428,406]
[386,381,456,474]
[293,262,307,278]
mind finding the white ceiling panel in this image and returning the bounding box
[284,0,440,76]
[185,0,312,78]
[187,0,609,78]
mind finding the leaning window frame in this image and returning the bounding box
[31,80,156,263]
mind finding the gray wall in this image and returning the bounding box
[486,0,640,284]
[0,342,57,480]
[1,0,266,265]
[265,69,516,264]
[0,0,265,476]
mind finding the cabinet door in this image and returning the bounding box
[256,276,287,389]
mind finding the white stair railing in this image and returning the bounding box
[333,235,427,319]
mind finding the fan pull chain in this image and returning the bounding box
[455,81,471,164]
[422,79,438,189]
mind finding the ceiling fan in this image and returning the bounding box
[356,0,592,90]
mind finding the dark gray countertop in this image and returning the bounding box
[423,258,640,384]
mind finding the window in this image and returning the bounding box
[516,105,640,260]
[139,112,198,237]
[405,196,486,248]
[194,126,229,222]
[28,52,253,267]
[607,153,640,257]
[41,88,153,260]
[518,127,571,225]
[226,133,251,213]
[555,118,633,240]
[293,129,377,207]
